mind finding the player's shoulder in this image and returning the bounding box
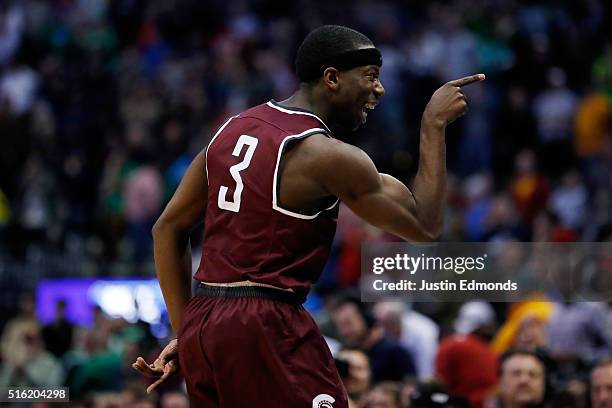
[236,101,330,135]
[298,134,368,162]
[296,134,378,186]
[229,103,269,125]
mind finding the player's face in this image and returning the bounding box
[333,64,385,132]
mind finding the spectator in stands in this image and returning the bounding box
[491,300,553,355]
[462,173,494,241]
[549,170,587,232]
[120,381,151,407]
[513,315,548,351]
[511,150,549,227]
[484,193,526,241]
[367,381,401,408]
[0,292,38,360]
[591,359,612,408]
[332,296,416,383]
[436,301,498,408]
[123,161,163,264]
[485,349,551,408]
[547,302,612,367]
[92,392,123,407]
[161,391,189,408]
[0,3,24,67]
[336,349,371,408]
[374,301,439,380]
[67,327,122,398]
[532,67,577,178]
[399,377,418,408]
[575,43,612,190]
[0,322,63,388]
[0,60,39,116]
[16,154,56,251]
[42,299,73,357]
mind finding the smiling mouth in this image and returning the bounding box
[360,102,377,123]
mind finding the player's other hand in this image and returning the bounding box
[424,73,485,127]
[132,338,179,394]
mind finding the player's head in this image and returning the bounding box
[295,25,385,132]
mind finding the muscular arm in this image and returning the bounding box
[410,115,447,239]
[311,74,484,242]
[152,151,207,333]
[311,138,440,242]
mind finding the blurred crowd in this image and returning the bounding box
[0,294,186,407]
[0,292,611,407]
[321,295,612,408]
[0,0,610,272]
[0,0,611,407]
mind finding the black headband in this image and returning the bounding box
[298,47,383,82]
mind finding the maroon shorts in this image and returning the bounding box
[178,284,348,408]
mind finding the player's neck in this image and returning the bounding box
[278,86,330,124]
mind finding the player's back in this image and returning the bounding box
[195,101,339,300]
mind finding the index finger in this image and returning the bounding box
[447,74,485,87]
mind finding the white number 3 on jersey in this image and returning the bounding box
[218,135,259,212]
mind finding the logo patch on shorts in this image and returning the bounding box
[312,394,335,408]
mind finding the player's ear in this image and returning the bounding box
[323,67,340,91]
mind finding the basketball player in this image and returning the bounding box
[132,25,484,407]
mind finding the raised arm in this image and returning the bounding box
[152,150,207,333]
[312,74,484,242]
[412,74,485,238]
[311,140,435,241]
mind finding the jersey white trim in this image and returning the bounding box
[266,101,331,133]
[205,115,239,186]
[272,128,339,220]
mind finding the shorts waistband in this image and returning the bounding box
[194,283,303,304]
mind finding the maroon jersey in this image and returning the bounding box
[194,100,339,300]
